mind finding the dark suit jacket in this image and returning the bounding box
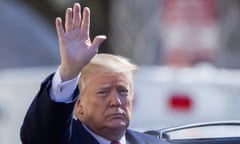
[20,74,167,144]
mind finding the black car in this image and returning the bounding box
[145,121,240,144]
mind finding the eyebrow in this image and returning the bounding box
[98,81,129,88]
[98,84,111,89]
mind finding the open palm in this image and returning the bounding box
[55,3,106,81]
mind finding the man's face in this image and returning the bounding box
[77,71,133,133]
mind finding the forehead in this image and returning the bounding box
[91,71,131,82]
[83,71,133,87]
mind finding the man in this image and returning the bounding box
[20,2,167,144]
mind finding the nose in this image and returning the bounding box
[109,90,121,107]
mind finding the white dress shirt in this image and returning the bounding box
[50,67,79,103]
[83,124,126,144]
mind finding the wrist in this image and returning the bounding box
[59,65,81,82]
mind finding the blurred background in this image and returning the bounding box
[2,0,240,143]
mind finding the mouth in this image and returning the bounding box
[107,113,125,119]
[106,112,129,126]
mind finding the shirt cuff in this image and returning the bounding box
[50,67,80,103]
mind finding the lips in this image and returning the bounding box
[107,113,125,119]
[106,112,129,126]
[106,108,127,119]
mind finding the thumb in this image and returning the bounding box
[91,35,107,52]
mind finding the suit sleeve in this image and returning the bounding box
[20,73,79,144]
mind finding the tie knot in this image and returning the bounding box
[111,141,120,144]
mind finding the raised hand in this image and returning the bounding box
[55,3,107,81]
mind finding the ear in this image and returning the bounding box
[75,98,84,115]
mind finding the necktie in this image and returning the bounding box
[111,141,120,144]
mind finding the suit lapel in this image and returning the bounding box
[72,119,100,144]
[126,130,145,144]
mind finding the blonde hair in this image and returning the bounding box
[79,53,138,91]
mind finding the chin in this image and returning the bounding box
[108,120,128,129]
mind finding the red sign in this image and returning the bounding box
[162,0,219,66]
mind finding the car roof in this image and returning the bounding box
[144,121,240,144]
[167,137,240,144]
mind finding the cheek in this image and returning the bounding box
[124,99,133,113]
[87,98,109,112]
[125,102,133,121]
[129,101,133,111]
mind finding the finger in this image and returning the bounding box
[91,35,107,52]
[73,3,81,29]
[81,7,90,36]
[55,17,64,40]
[65,8,73,32]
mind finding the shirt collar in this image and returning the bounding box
[82,123,126,144]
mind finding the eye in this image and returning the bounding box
[118,89,129,97]
[97,91,109,97]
